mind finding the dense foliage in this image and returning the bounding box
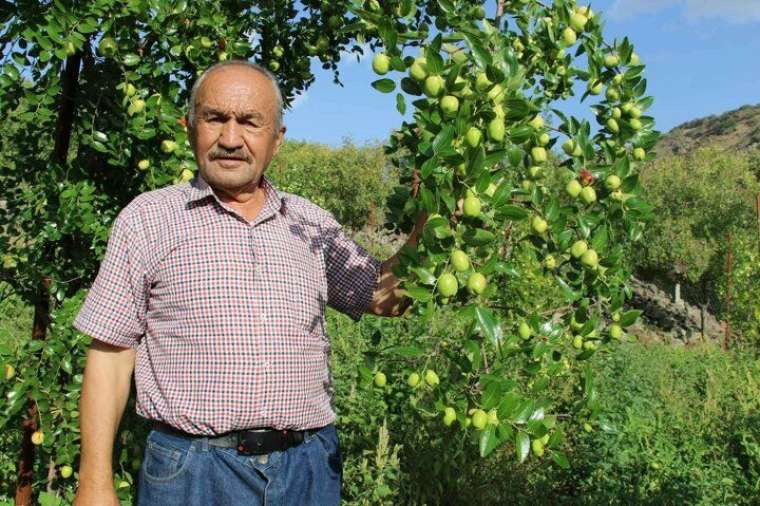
[636,147,760,345]
[0,0,671,503]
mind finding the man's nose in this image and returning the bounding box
[218,120,244,149]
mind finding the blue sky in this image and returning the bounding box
[283,0,760,146]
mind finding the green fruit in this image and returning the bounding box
[583,340,597,350]
[407,372,420,387]
[531,216,548,234]
[409,58,427,81]
[573,335,584,349]
[366,0,381,11]
[613,73,624,85]
[569,13,588,31]
[372,53,391,75]
[4,364,15,380]
[451,250,470,272]
[443,407,457,426]
[60,465,73,479]
[466,272,487,295]
[588,80,603,95]
[612,107,622,119]
[538,132,551,146]
[528,166,543,179]
[201,36,215,49]
[463,196,481,217]
[124,83,137,97]
[268,60,280,72]
[581,249,599,268]
[583,422,593,432]
[528,115,545,130]
[438,273,458,297]
[531,146,547,164]
[423,75,444,97]
[160,140,177,154]
[571,240,588,258]
[373,372,387,387]
[562,27,577,45]
[544,255,557,269]
[562,139,576,156]
[630,118,643,130]
[465,127,483,148]
[518,322,532,340]
[630,52,640,65]
[137,159,150,170]
[606,118,620,133]
[179,168,194,182]
[471,409,488,430]
[604,53,620,68]
[440,95,459,116]
[580,186,597,204]
[609,324,623,339]
[127,99,145,116]
[424,369,440,387]
[629,106,642,118]
[633,147,646,160]
[487,84,504,102]
[531,439,545,457]
[605,175,621,190]
[487,118,505,142]
[566,179,582,198]
[31,431,44,445]
[605,87,620,101]
[217,51,229,61]
[475,72,492,92]
[98,37,117,57]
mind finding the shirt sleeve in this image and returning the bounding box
[321,213,382,322]
[73,213,149,348]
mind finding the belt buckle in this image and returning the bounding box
[237,428,278,456]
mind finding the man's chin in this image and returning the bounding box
[201,167,259,192]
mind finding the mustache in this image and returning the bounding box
[208,149,252,162]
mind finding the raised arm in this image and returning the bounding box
[367,212,428,317]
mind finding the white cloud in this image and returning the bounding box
[607,0,760,23]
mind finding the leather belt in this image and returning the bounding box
[152,421,326,456]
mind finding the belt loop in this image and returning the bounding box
[198,434,209,452]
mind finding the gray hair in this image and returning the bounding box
[187,60,284,133]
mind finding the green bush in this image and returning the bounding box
[267,140,396,230]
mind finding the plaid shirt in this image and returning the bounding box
[73,175,381,435]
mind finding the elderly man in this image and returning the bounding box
[72,60,425,505]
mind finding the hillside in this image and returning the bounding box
[656,103,760,157]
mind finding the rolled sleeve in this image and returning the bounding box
[73,213,149,348]
[322,214,381,321]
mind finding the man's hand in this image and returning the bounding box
[74,339,136,505]
[367,212,428,317]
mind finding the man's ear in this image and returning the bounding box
[186,116,195,150]
[272,126,287,157]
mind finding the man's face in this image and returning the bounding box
[190,66,285,193]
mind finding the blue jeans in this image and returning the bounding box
[136,424,342,505]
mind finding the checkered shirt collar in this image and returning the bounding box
[186,173,285,221]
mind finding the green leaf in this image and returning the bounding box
[479,425,500,457]
[122,54,141,66]
[462,228,495,246]
[516,431,530,463]
[496,205,528,221]
[404,284,432,301]
[475,306,503,343]
[396,93,406,115]
[552,451,570,469]
[618,310,642,327]
[371,79,396,93]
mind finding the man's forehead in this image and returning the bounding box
[195,67,275,108]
